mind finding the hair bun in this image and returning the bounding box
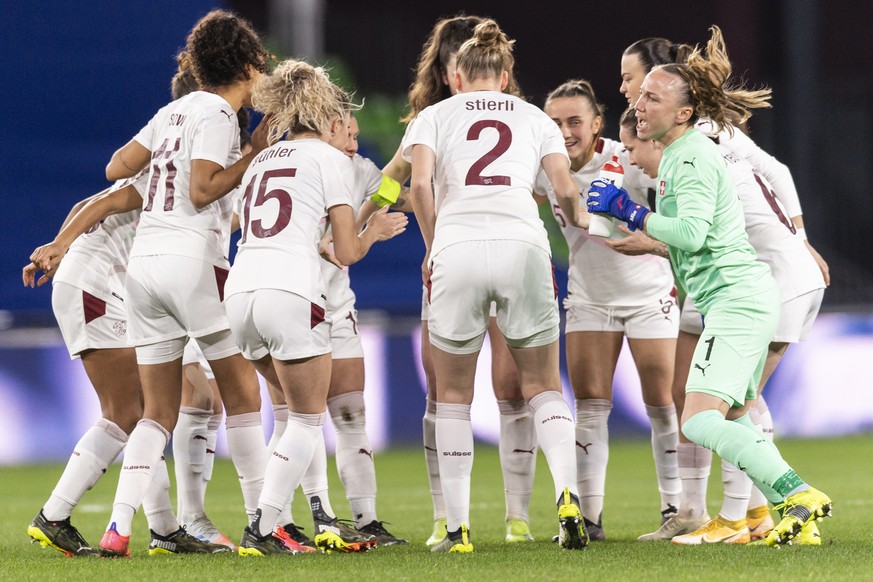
[473,20,501,46]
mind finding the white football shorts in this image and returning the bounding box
[564,288,679,339]
[772,288,824,343]
[52,282,128,358]
[226,288,330,361]
[427,240,559,355]
[125,255,231,345]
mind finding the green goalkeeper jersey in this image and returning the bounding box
[645,128,774,314]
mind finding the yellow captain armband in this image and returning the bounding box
[370,174,402,207]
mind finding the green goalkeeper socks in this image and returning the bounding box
[682,410,805,504]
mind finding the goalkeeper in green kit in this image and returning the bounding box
[586,26,832,547]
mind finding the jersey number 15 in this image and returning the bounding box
[240,168,297,243]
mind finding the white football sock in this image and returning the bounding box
[107,419,169,536]
[720,457,752,521]
[225,412,267,519]
[172,406,211,521]
[532,392,577,502]
[677,442,711,519]
[267,405,295,526]
[255,411,324,537]
[202,413,221,483]
[575,399,610,519]
[266,405,288,457]
[43,418,127,521]
[143,456,179,536]
[422,398,445,520]
[436,402,473,532]
[328,392,378,528]
[645,404,681,514]
[497,399,536,522]
[748,397,775,509]
[303,430,336,520]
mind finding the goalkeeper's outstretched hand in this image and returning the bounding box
[586,180,650,232]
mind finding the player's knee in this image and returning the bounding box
[680,409,723,447]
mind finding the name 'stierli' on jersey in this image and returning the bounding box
[465,98,515,111]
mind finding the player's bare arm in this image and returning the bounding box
[331,205,407,266]
[189,114,272,209]
[106,139,150,181]
[409,144,436,284]
[30,184,142,272]
[542,152,589,229]
[608,225,670,257]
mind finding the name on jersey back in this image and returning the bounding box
[253,147,297,166]
[465,98,515,111]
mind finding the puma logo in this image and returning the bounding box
[694,363,711,376]
[424,445,437,452]
[358,448,373,459]
[737,462,747,471]
[512,447,535,455]
[665,450,677,454]
[193,435,207,441]
[219,109,235,121]
[683,158,696,168]
[576,441,593,454]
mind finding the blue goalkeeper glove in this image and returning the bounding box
[586,179,650,232]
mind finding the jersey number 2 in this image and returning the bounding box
[465,120,512,186]
[240,168,297,243]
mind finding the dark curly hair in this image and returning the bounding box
[179,10,269,90]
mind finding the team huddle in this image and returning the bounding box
[23,9,832,558]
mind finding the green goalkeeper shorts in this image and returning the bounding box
[685,285,780,407]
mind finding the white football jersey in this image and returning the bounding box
[402,91,566,257]
[319,153,382,313]
[719,145,825,300]
[534,138,674,307]
[225,138,355,304]
[696,119,802,218]
[53,172,148,301]
[351,154,383,210]
[130,91,242,267]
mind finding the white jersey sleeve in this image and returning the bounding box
[541,138,673,307]
[351,154,384,210]
[130,91,241,267]
[696,119,803,218]
[718,145,825,300]
[402,92,562,257]
[226,138,354,304]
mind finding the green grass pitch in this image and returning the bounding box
[3,436,872,580]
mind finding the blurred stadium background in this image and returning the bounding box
[1,0,871,464]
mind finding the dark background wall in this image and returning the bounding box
[2,0,871,319]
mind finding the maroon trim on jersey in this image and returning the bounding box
[551,263,558,299]
[82,291,106,324]
[426,269,433,304]
[594,138,605,154]
[214,266,229,302]
[311,303,326,329]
